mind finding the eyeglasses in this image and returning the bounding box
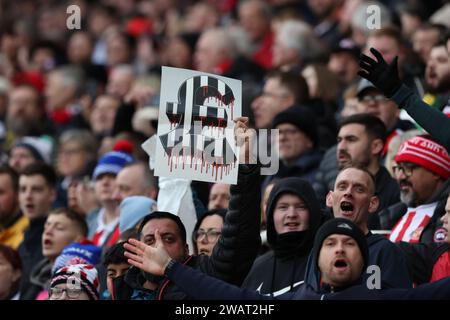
[49,287,83,299]
[392,163,419,177]
[359,95,388,103]
[195,229,221,242]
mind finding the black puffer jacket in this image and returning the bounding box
[242,178,324,296]
[18,217,46,300]
[378,179,450,243]
[304,231,412,289]
[126,164,263,300]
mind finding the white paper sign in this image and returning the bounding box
[154,67,241,184]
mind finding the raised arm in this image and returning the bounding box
[124,236,269,300]
[390,85,450,151]
[201,117,262,285]
[359,47,450,151]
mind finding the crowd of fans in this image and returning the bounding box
[0,0,450,300]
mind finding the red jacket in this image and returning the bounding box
[431,250,450,282]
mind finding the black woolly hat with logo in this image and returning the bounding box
[313,218,369,269]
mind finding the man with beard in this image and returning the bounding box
[337,114,400,226]
[6,85,52,147]
[379,135,450,244]
[423,42,450,111]
[313,80,413,207]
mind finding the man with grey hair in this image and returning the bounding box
[106,64,135,99]
[194,28,265,83]
[112,161,158,204]
[238,0,274,69]
[272,20,323,70]
[44,65,88,133]
[194,28,237,74]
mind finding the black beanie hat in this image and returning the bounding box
[313,218,369,270]
[272,106,318,147]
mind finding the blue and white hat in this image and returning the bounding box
[92,140,134,180]
[52,241,102,275]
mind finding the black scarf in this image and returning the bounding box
[273,230,314,259]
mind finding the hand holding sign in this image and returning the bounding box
[234,117,256,164]
[154,67,241,184]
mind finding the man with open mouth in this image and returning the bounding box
[335,113,401,229]
[304,164,412,289]
[124,217,450,300]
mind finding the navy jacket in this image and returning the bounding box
[304,232,412,289]
[164,260,450,300]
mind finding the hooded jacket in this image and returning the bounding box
[378,179,450,243]
[159,259,450,300]
[124,164,262,300]
[304,231,412,289]
[242,178,323,296]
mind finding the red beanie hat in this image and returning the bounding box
[395,136,450,179]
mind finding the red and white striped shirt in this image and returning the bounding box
[389,202,438,243]
[91,209,119,247]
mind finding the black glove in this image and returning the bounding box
[358,47,401,98]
